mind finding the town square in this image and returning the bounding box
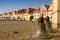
[0,0,60,40]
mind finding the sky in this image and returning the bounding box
[0,0,52,13]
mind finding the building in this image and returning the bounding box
[24,8,35,21]
[33,8,41,21]
[48,0,60,30]
[0,7,50,21]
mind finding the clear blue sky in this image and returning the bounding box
[0,0,52,13]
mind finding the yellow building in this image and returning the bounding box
[49,0,60,29]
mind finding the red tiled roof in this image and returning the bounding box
[4,13,8,15]
[26,8,35,13]
[44,4,50,9]
[14,11,18,15]
[21,9,26,13]
[0,14,3,16]
[18,10,22,13]
[9,12,13,15]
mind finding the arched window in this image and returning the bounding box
[9,17,11,19]
[17,17,20,19]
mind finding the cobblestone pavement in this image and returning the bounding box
[0,21,60,40]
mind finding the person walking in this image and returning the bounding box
[45,16,54,33]
[32,14,51,38]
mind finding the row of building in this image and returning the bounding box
[0,8,52,21]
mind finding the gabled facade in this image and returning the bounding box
[0,7,51,21]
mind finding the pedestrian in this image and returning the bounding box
[45,16,54,33]
[38,15,44,23]
[32,14,51,38]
